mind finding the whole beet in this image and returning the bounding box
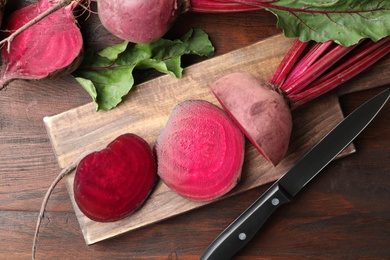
[97,0,188,43]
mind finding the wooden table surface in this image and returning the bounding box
[1,2,389,259]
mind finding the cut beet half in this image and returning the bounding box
[74,133,157,222]
[0,0,83,88]
[155,100,245,201]
[210,72,292,165]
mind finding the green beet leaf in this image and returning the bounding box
[266,0,390,46]
[73,29,214,111]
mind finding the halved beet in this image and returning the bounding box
[0,0,83,88]
[155,100,245,201]
[210,72,292,165]
[74,133,157,222]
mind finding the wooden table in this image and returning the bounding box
[1,3,389,259]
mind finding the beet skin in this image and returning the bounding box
[210,72,292,165]
[97,0,187,43]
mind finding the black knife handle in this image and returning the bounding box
[199,183,291,260]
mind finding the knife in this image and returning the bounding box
[200,87,390,260]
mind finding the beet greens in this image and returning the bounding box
[73,28,215,111]
[95,0,390,47]
[190,0,390,47]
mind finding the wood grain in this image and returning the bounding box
[44,34,354,245]
[0,4,388,259]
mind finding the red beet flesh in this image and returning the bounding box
[0,0,83,88]
[74,133,157,222]
[155,100,245,201]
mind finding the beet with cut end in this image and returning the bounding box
[74,133,157,222]
[0,0,83,88]
[210,72,292,165]
[155,100,245,201]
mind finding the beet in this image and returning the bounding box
[0,0,83,88]
[73,133,157,222]
[155,100,245,201]
[209,38,390,166]
[97,0,187,43]
[210,72,293,165]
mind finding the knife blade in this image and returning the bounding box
[200,87,390,260]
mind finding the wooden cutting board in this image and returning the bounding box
[44,34,356,245]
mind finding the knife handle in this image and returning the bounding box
[200,183,291,260]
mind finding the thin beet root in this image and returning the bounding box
[33,133,157,259]
[32,151,87,260]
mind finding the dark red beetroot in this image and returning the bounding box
[155,100,245,201]
[74,133,157,222]
[0,0,83,88]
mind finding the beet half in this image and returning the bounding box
[0,0,83,88]
[74,133,157,222]
[210,72,292,165]
[155,100,245,201]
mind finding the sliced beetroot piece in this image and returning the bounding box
[74,133,157,222]
[210,72,292,165]
[155,100,245,201]
[0,0,83,88]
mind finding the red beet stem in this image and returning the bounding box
[306,37,390,89]
[289,36,390,109]
[189,0,263,12]
[269,40,308,87]
[280,43,357,96]
[280,41,334,94]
